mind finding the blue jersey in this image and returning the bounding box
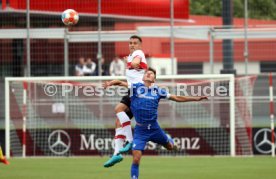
[130,82,170,124]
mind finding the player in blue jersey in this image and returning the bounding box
[103,68,207,178]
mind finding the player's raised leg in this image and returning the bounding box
[104,101,133,167]
[0,145,9,165]
[104,119,124,168]
[115,102,133,154]
[152,128,178,151]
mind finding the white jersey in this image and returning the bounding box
[126,50,148,87]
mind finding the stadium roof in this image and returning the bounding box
[1,0,190,22]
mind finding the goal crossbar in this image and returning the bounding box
[5,74,235,158]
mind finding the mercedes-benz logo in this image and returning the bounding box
[48,130,71,155]
[254,128,276,154]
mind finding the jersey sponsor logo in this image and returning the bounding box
[48,130,71,155]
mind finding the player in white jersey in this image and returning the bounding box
[125,49,147,85]
[104,35,147,168]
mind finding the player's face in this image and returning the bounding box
[129,38,142,54]
[143,70,155,83]
[79,57,85,65]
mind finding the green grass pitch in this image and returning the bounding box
[0,156,275,179]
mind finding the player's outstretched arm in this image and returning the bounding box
[169,95,208,102]
[103,80,128,89]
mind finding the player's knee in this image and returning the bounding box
[132,155,141,164]
[114,103,126,113]
[132,150,142,164]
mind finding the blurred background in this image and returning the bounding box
[0,0,276,78]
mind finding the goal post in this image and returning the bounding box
[5,74,255,158]
[230,75,235,157]
[5,77,10,158]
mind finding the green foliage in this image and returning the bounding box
[190,0,222,16]
[248,0,276,20]
[190,0,276,20]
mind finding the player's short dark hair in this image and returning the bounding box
[148,67,156,79]
[130,35,142,43]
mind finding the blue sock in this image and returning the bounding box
[131,163,139,179]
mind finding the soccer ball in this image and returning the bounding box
[61,9,79,26]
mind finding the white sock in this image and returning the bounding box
[116,112,133,143]
[114,127,125,155]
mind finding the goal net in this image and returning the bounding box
[5,74,256,157]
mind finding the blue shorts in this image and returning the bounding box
[132,122,170,151]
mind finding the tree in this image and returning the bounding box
[190,0,276,20]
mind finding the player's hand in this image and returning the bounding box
[102,81,111,89]
[198,96,208,101]
[123,56,128,63]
